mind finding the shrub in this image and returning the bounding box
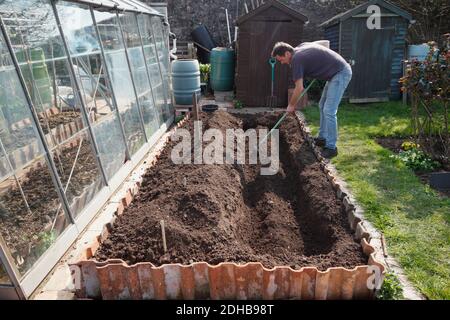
[399,35,449,163]
[234,99,244,109]
[391,146,441,172]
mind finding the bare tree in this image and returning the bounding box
[387,0,449,43]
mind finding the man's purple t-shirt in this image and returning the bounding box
[291,43,349,81]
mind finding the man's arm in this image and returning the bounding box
[287,78,304,112]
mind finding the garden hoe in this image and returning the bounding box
[267,57,277,108]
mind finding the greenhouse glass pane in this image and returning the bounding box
[55,1,127,181]
[0,0,88,143]
[0,66,44,177]
[0,11,71,277]
[120,12,159,138]
[150,16,172,121]
[137,14,165,127]
[0,157,70,276]
[1,0,109,219]
[93,9,145,155]
[0,260,11,285]
[49,130,104,217]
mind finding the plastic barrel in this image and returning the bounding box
[210,47,235,92]
[171,59,201,105]
[191,25,216,64]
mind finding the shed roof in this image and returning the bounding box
[237,0,308,26]
[319,0,412,28]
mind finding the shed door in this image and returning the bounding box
[349,19,394,103]
[248,20,293,107]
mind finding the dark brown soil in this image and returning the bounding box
[376,137,450,197]
[39,111,82,134]
[376,137,405,154]
[95,111,367,270]
[0,140,101,271]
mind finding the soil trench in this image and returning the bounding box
[95,111,367,270]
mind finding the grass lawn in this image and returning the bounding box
[302,101,450,300]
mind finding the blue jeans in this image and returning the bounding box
[318,64,352,150]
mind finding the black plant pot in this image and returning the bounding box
[201,82,207,95]
[200,78,213,97]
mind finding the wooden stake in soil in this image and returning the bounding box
[160,219,168,253]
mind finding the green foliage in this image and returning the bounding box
[33,230,57,260]
[199,63,211,83]
[234,99,244,109]
[199,63,210,74]
[401,141,420,151]
[175,114,185,124]
[391,146,441,172]
[39,230,57,248]
[377,273,403,300]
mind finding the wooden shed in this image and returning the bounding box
[235,0,308,107]
[320,0,412,103]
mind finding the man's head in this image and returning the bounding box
[272,42,294,65]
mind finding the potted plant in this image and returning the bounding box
[199,63,211,95]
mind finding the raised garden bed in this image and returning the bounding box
[72,111,384,300]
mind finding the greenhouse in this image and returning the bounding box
[0,0,173,299]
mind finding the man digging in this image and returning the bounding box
[272,42,352,159]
